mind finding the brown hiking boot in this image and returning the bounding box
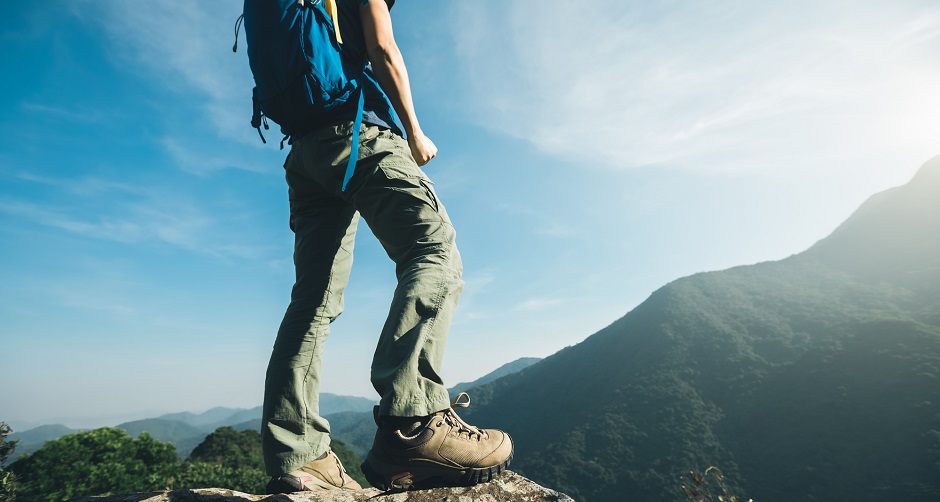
[361,393,513,490]
[265,447,362,493]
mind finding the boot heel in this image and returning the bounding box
[361,460,389,490]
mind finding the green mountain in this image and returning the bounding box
[322,411,377,458]
[318,393,378,415]
[806,157,940,286]
[114,392,378,458]
[450,357,542,396]
[6,425,79,462]
[217,407,263,429]
[116,418,208,459]
[158,407,248,429]
[230,419,262,434]
[159,393,375,431]
[460,156,940,502]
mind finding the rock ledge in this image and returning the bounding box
[68,471,574,502]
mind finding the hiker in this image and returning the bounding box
[239,0,514,493]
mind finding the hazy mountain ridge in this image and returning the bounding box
[6,364,537,461]
[115,418,209,459]
[4,425,80,464]
[459,157,940,501]
[7,393,377,460]
[807,154,940,286]
[158,407,248,428]
[449,357,542,396]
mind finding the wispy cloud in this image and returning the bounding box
[72,1,256,143]
[18,276,143,319]
[12,171,149,197]
[0,174,272,260]
[494,203,580,238]
[0,198,208,247]
[20,102,115,125]
[514,297,563,312]
[452,270,496,322]
[162,137,270,176]
[450,1,940,175]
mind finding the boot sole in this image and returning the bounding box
[361,453,513,491]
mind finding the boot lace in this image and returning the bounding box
[438,392,488,440]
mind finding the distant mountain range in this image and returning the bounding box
[6,359,541,462]
[6,392,376,460]
[459,156,940,501]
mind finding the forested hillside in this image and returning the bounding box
[461,157,940,502]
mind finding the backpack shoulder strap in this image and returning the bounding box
[342,86,365,192]
[323,0,344,44]
[301,0,362,192]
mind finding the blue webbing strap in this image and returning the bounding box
[341,86,366,192]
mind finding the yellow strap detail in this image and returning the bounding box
[324,0,343,44]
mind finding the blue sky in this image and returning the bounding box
[2,0,938,430]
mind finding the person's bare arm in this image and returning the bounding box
[359,0,437,166]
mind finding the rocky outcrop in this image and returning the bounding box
[68,471,574,502]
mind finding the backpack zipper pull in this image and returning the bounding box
[232,14,244,52]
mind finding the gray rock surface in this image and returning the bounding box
[68,471,574,502]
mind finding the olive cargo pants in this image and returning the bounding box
[261,122,463,476]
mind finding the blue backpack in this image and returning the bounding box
[237,0,366,191]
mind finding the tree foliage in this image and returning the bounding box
[181,427,367,492]
[187,427,262,470]
[1,422,17,502]
[181,426,266,493]
[7,423,371,500]
[9,427,178,502]
[174,462,267,494]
